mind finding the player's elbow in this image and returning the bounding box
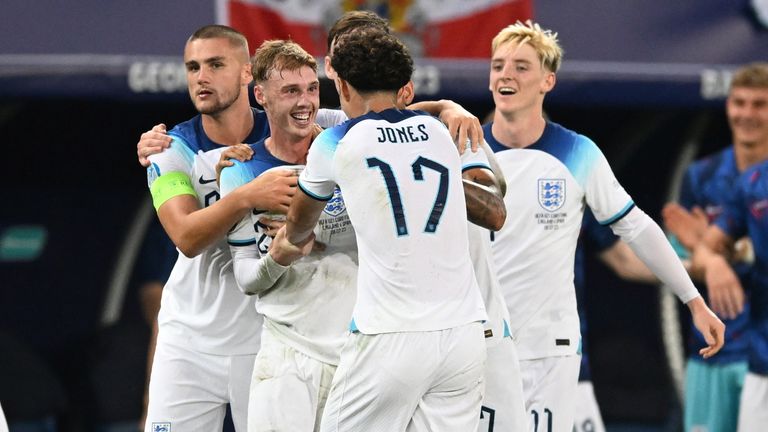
[235,278,260,296]
[488,205,507,231]
[176,240,204,259]
[467,199,507,231]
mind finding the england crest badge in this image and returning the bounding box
[323,186,346,217]
[538,179,565,212]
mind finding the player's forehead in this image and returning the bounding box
[491,41,538,64]
[184,37,242,62]
[263,65,318,87]
[729,86,768,103]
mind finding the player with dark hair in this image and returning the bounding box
[272,27,488,431]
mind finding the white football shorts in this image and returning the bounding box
[144,340,255,432]
[737,371,768,432]
[479,337,528,431]
[519,355,581,432]
[248,324,336,432]
[321,322,486,432]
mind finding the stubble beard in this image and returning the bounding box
[194,82,242,117]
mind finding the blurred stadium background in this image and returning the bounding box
[1,0,767,431]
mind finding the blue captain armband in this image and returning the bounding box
[150,172,197,210]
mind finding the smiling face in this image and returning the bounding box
[489,40,555,117]
[727,86,768,148]
[256,65,320,140]
[184,37,251,116]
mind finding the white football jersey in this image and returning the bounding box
[220,139,358,364]
[486,121,633,360]
[468,222,512,348]
[146,136,262,356]
[300,109,487,334]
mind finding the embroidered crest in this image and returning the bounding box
[538,179,565,212]
[323,186,346,217]
[151,423,171,432]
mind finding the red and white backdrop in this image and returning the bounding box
[216,0,533,58]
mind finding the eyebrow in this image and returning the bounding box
[279,80,320,90]
[203,56,226,64]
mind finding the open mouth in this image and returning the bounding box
[498,87,517,95]
[292,112,311,122]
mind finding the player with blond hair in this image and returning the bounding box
[484,20,725,431]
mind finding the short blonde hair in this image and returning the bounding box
[730,62,768,90]
[491,20,563,73]
[252,40,317,83]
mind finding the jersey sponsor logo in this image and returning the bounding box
[198,175,217,184]
[538,179,565,212]
[323,186,346,217]
[151,422,171,432]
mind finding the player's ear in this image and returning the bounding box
[242,60,253,87]
[540,71,556,94]
[336,78,351,103]
[324,55,337,80]
[397,81,415,108]
[254,84,266,107]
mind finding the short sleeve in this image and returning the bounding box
[220,161,260,247]
[220,160,252,197]
[583,144,634,225]
[146,137,195,190]
[316,108,348,129]
[298,127,340,201]
[460,140,491,173]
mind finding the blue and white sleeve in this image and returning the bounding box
[299,128,340,201]
[316,108,348,129]
[460,140,492,173]
[221,162,258,247]
[582,140,634,225]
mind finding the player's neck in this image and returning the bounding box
[265,134,310,165]
[354,92,398,117]
[200,98,254,146]
[734,139,768,172]
[491,109,546,149]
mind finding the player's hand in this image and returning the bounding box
[216,144,254,184]
[242,168,298,214]
[269,225,314,266]
[259,215,325,252]
[137,123,172,167]
[438,101,483,154]
[704,255,745,319]
[662,203,708,250]
[258,216,286,237]
[687,296,725,359]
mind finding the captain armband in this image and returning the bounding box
[150,172,197,210]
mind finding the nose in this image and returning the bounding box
[502,62,517,77]
[195,67,211,84]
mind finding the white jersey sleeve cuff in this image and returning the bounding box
[230,244,290,295]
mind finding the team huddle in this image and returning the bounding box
[134,11,768,432]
